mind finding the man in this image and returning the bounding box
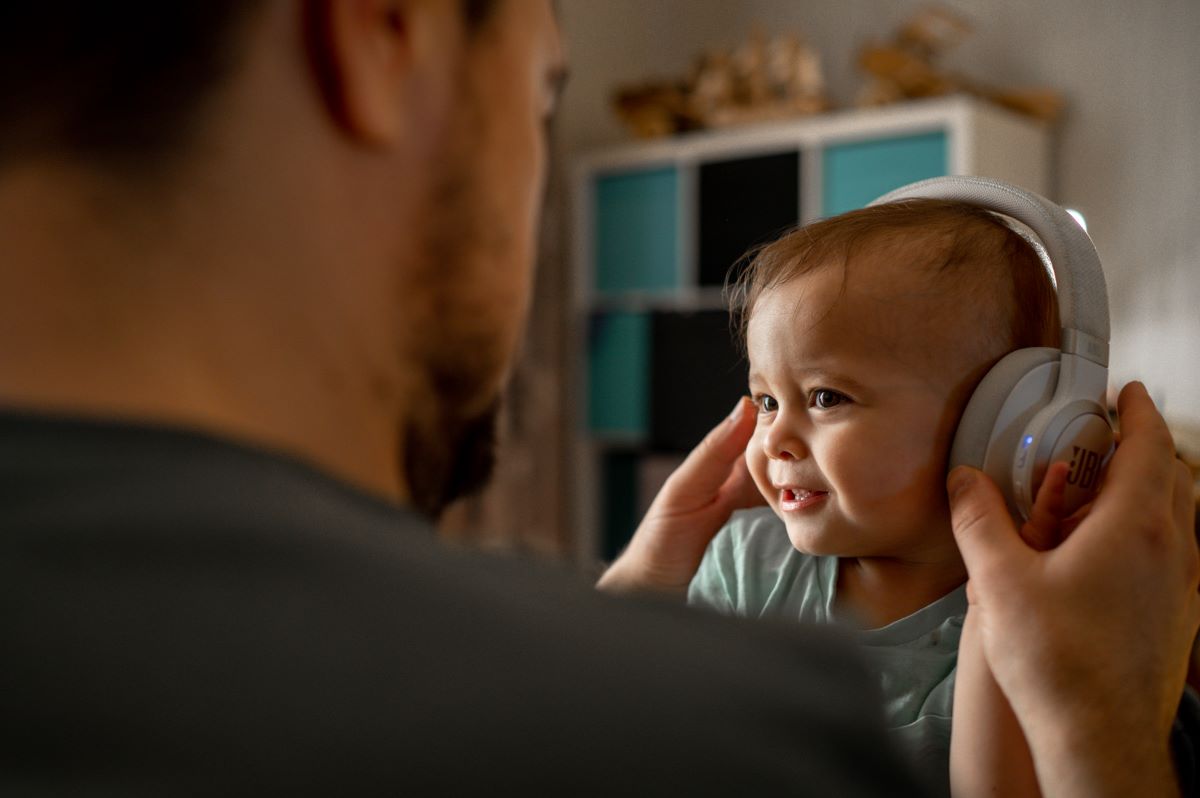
[0,2,1194,795]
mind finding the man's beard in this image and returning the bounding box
[398,74,520,522]
[403,395,500,521]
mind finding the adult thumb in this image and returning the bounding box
[947,466,1029,578]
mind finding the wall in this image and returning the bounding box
[556,0,1200,433]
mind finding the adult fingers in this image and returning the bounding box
[664,396,756,500]
[1172,459,1199,581]
[1022,461,1069,551]
[1100,383,1177,508]
[1057,499,1092,541]
[948,466,1032,588]
[717,455,767,515]
[1080,383,1199,579]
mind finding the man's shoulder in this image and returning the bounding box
[0,415,920,795]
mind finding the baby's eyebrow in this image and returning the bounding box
[801,369,871,395]
[748,368,872,396]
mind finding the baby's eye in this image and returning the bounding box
[753,394,779,414]
[810,389,847,410]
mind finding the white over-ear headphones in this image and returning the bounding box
[870,176,1114,522]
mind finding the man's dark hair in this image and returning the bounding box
[0,1,502,173]
[463,0,502,30]
[0,3,262,172]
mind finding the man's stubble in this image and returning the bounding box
[399,89,517,521]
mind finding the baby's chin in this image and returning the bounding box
[773,507,847,557]
[782,524,847,557]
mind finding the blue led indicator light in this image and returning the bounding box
[1022,435,1034,448]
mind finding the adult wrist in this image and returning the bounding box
[595,551,689,598]
[1030,721,1178,798]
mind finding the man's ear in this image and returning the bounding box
[305,0,458,146]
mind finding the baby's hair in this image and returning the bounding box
[727,198,1061,355]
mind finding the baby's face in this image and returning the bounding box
[745,257,994,562]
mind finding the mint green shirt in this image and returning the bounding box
[688,507,965,795]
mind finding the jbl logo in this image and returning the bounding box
[1067,446,1102,491]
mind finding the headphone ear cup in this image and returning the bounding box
[950,347,1061,473]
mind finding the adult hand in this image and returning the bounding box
[597,397,765,597]
[947,381,1199,798]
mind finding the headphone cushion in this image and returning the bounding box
[950,347,1061,471]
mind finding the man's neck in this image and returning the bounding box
[0,162,411,506]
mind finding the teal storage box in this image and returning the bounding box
[822,131,948,216]
[600,450,639,561]
[587,311,649,437]
[593,167,679,294]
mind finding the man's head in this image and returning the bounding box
[0,1,565,518]
[0,3,263,173]
[732,200,1059,561]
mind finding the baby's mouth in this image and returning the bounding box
[779,487,829,511]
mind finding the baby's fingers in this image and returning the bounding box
[1021,461,1070,551]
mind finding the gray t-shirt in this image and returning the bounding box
[689,507,965,794]
[1,412,931,796]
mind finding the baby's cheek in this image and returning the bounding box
[835,433,944,516]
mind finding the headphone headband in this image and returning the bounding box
[869,176,1110,366]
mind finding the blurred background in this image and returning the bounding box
[439,0,1200,566]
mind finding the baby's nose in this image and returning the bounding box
[763,422,808,461]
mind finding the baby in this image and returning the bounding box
[687,198,1063,797]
